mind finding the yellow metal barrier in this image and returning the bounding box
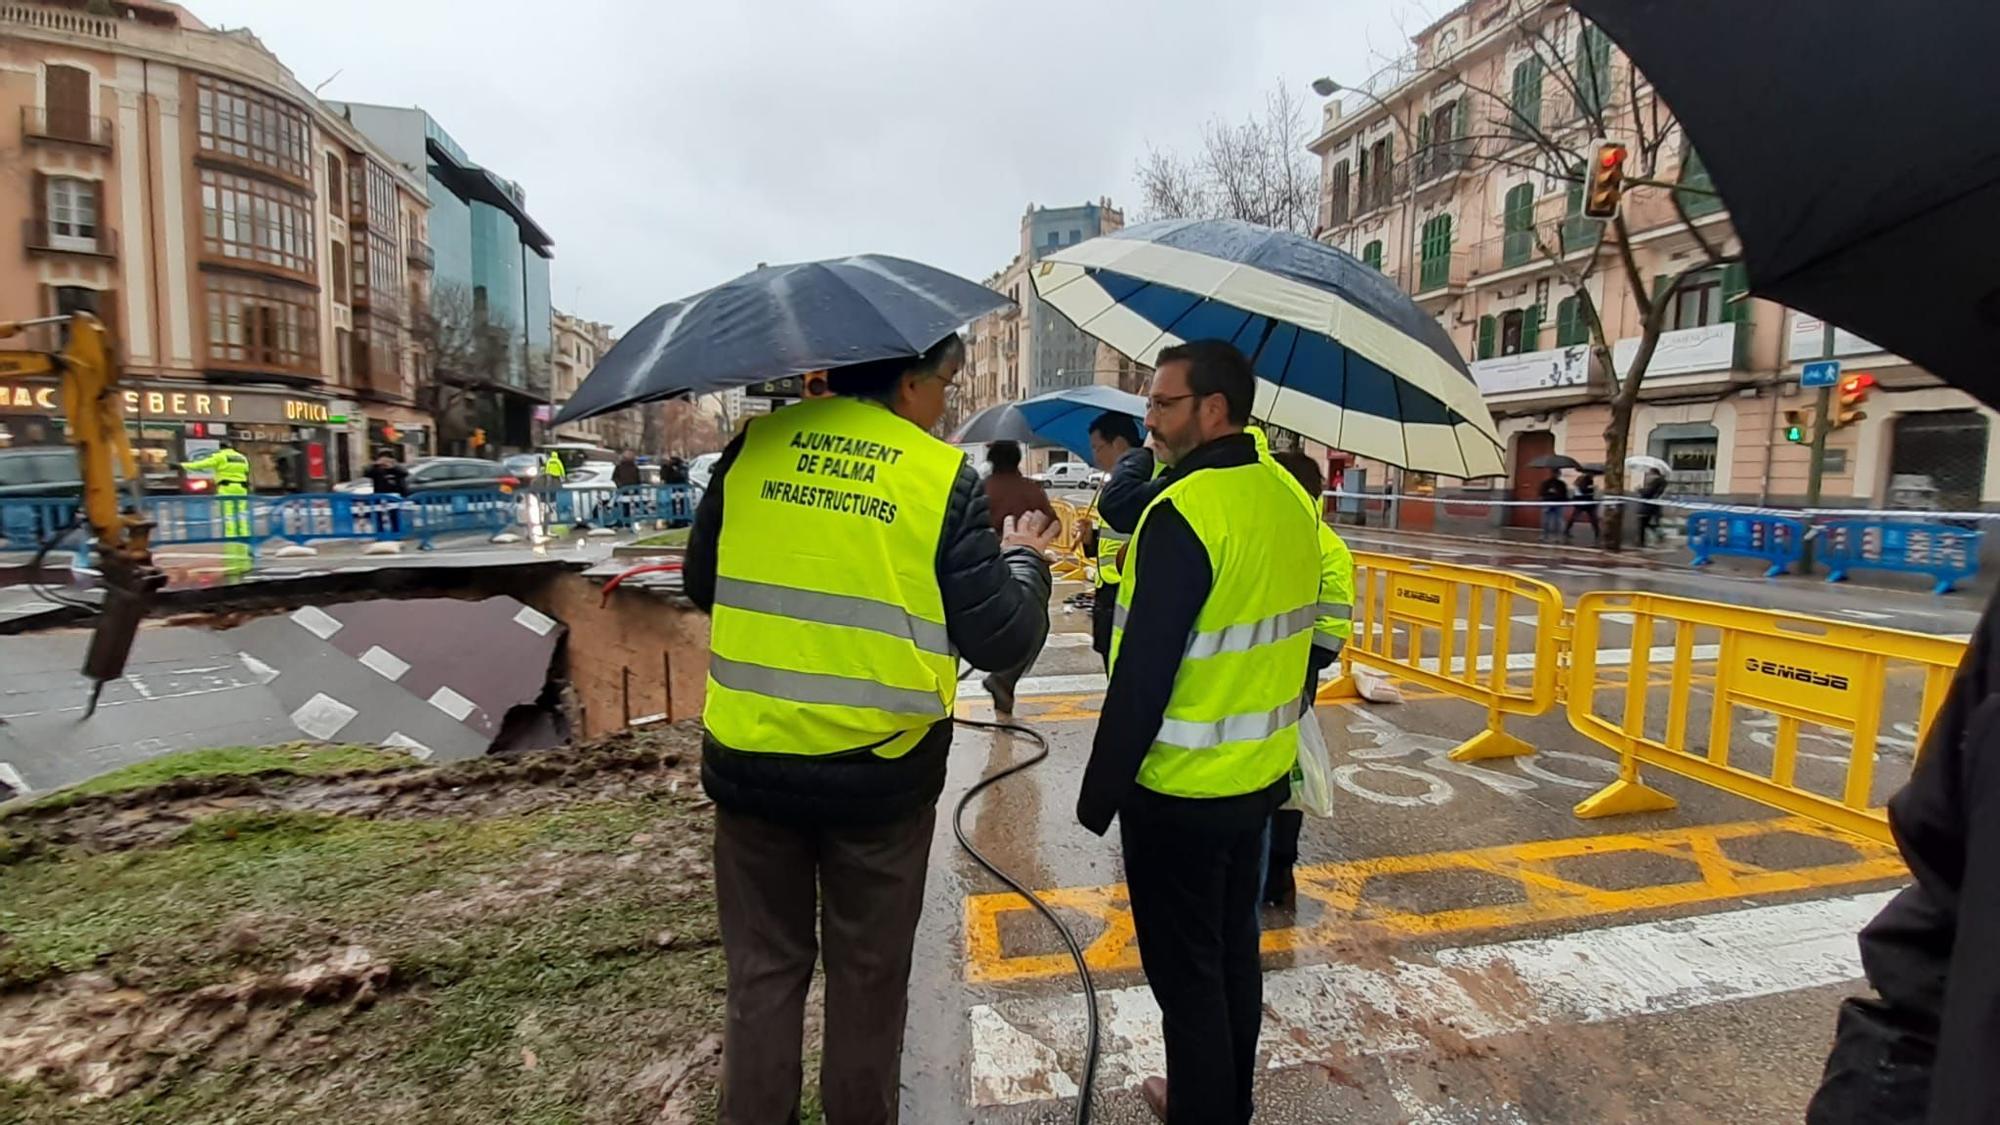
[1566,591,1964,844]
[1321,551,1567,762]
[1048,499,1092,582]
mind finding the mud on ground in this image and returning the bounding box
[0,725,731,1124]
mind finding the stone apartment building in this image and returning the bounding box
[0,0,435,489]
[1309,0,1998,531]
[550,309,645,454]
[962,199,1141,470]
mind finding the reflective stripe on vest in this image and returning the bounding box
[1109,455,1321,797]
[703,396,961,759]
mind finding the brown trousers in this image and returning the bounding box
[713,805,935,1125]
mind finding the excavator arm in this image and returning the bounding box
[0,313,165,714]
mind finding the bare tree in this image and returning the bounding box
[409,280,516,450]
[1138,83,1319,234]
[1393,0,1733,549]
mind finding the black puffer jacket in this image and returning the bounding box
[684,426,1051,827]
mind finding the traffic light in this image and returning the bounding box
[1783,409,1809,444]
[1583,140,1628,219]
[470,427,487,449]
[1833,372,1875,429]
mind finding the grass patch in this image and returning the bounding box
[630,527,690,548]
[16,743,414,814]
[0,737,728,1123]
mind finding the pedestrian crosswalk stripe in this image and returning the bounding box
[967,889,1897,1107]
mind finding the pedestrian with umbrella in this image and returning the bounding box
[556,255,1059,1125]
[1571,1,2000,1119]
[1566,467,1602,545]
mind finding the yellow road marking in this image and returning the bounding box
[963,815,1903,983]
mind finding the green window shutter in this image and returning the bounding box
[1511,58,1543,136]
[1677,147,1723,217]
[1362,240,1383,270]
[1503,183,1535,267]
[1721,261,1751,326]
[1454,97,1469,141]
[1555,296,1580,346]
[1478,315,1497,360]
[1417,113,1432,152]
[1578,26,1612,116]
[1522,304,1543,351]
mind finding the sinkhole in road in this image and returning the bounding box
[0,561,714,796]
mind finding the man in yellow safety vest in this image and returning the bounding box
[683,333,1057,1124]
[181,443,253,561]
[1084,410,1145,666]
[1263,441,1354,905]
[1078,340,1321,1124]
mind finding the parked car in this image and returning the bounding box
[502,453,546,482]
[1035,461,1105,489]
[334,457,521,496]
[0,447,181,497]
[687,452,722,498]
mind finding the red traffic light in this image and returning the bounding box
[1599,143,1627,168]
[1840,372,1877,393]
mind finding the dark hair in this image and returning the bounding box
[826,333,966,400]
[986,439,1022,472]
[1271,449,1324,499]
[1088,410,1142,447]
[1155,339,1253,425]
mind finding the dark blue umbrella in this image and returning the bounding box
[946,402,1040,447]
[1032,218,1502,477]
[554,255,1012,424]
[1014,384,1147,460]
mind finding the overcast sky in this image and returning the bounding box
[193,0,1420,332]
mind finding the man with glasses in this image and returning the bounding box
[1077,339,1322,1124]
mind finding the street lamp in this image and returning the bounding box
[1310,76,1422,295]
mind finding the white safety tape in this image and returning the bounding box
[1319,489,1999,523]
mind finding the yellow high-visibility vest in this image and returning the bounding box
[1091,456,1165,588]
[1246,427,1354,654]
[1110,452,1321,798]
[703,395,963,758]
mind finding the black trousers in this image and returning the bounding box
[1092,581,1117,667]
[1121,813,1268,1125]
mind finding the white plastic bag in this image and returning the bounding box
[1284,703,1335,818]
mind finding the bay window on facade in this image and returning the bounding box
[199,169,316,276]
[194,75,311,183]
[205,274,319,376]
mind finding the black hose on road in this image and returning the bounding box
[951,711,1101,1125]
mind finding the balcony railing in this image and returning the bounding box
[406,237,434,270]
[21,105,112,149]
[0,4,120,40]
[1354,163,1409,216]
[1413,143,1468,184]
[23,217,116,257]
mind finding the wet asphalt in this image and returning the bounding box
[901,525,1945,1122]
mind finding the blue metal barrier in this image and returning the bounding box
[0,483,691,559]
[0,497,82,551]
[404,489,522,547]
[1820,519,1982,595]
[536,485,694,530]
[1686,511,1807,578]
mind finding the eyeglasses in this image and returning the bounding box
[1146,392,1197,412]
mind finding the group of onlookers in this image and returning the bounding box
[1539,467,1669,547]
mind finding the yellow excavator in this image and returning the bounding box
[0,313,165,716]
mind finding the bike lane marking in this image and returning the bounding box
[962,815,1904,985]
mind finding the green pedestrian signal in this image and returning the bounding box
[1783,408,1808,444]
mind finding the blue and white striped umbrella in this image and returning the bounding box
[1031,218,1504,478]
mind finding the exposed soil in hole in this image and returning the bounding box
[3,727,705,856]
